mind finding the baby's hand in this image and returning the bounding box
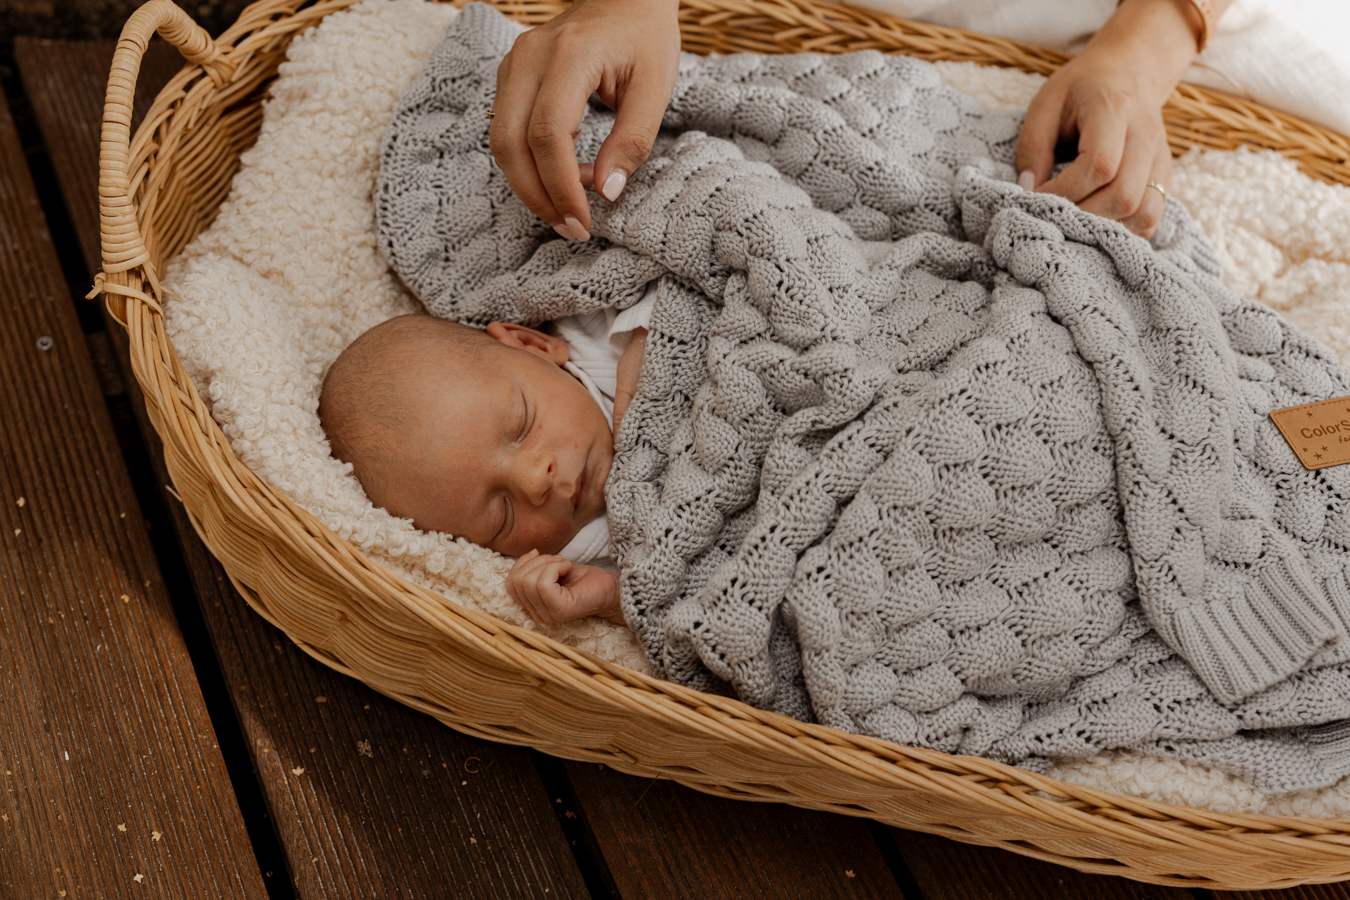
[506,550,624,626]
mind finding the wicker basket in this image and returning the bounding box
[94,0,1350,889]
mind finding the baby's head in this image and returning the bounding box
[318,314,612,557]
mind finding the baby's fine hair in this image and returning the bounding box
[318,313,492,495]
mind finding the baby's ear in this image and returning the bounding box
[484,322,570,366]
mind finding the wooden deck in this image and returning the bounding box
[0,37,1340,899]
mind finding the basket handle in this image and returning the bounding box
[93,0,231,311]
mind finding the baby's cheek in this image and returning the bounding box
[513,511,576,556]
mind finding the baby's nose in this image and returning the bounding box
[520,451,556,506]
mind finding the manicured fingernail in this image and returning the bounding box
[1018,169,1036,191]
[553,216,590,241]
[601,169,628,202]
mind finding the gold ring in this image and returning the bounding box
[1146,181,1166,201]
[486,109,495,120]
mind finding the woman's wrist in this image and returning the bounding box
[1089,0,1200,103]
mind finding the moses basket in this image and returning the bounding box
[94,0,1350,888]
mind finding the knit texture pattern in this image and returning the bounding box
[376,2,1350,792]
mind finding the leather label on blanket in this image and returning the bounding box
[1269,396,1350,470]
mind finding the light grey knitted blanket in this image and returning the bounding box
[376,3,1350,792]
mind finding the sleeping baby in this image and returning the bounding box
[317,286,655,628]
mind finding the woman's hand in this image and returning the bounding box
[489,0,680,242]
[1016,0,1203,239]
[507,550,625,625]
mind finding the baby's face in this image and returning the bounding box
[397,323,613,557]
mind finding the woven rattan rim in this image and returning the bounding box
[94,0,1350,889]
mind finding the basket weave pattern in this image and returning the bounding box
[95,0,1350,888]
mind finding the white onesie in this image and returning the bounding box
[553,285,657,567]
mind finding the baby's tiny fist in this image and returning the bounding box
[506,552,622,626]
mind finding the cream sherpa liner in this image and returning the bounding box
[161,0,1350,816]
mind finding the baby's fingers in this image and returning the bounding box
[534,559,575,625]
[508,548,541,578]
[507,549,544,613]
[510,553,572,626]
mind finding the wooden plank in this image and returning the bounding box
[884,831,1195,900]
[566,762,905,898]
[0,2,252,47]
[0,89,266,898]
[16,38,591,898]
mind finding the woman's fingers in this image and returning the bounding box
[593,62,674,203]
[490,39,561,230]
[1014,81,1065,190]
[488,0,680,233]
[1014,14,1188,235]
[1122,151,1172,239]
[1038,102,1128,203]
[578,162,596,192]
[527,56,600,236]
[1078,119,1156,223]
